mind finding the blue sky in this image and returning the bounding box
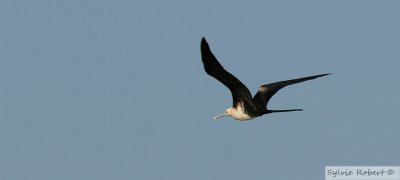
[1,0,399,179]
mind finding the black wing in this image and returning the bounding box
[200,37,253,107]
[252,73,330,109]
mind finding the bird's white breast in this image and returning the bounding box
[230,105,253,121]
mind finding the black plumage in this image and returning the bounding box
[200,37,330,120]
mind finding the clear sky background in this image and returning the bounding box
[1,0,399,179]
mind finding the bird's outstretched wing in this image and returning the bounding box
[200,37,253,107]
[252,73,330,110]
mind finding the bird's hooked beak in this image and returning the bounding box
[213,113,226,120]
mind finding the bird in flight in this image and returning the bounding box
[200,37,330,121]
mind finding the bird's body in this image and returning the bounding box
[226,103,254,120]
[200,37,330,121]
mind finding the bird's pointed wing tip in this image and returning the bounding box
[201,37,207,44]
[321,73,332,77]
[313,73,332,78]
[201,37,210,52]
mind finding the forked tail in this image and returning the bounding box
[267,109,303,114]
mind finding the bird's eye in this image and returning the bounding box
[225,111,227,114]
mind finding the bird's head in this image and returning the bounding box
[213,107,233,120]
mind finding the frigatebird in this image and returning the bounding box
[200,37,330,121]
